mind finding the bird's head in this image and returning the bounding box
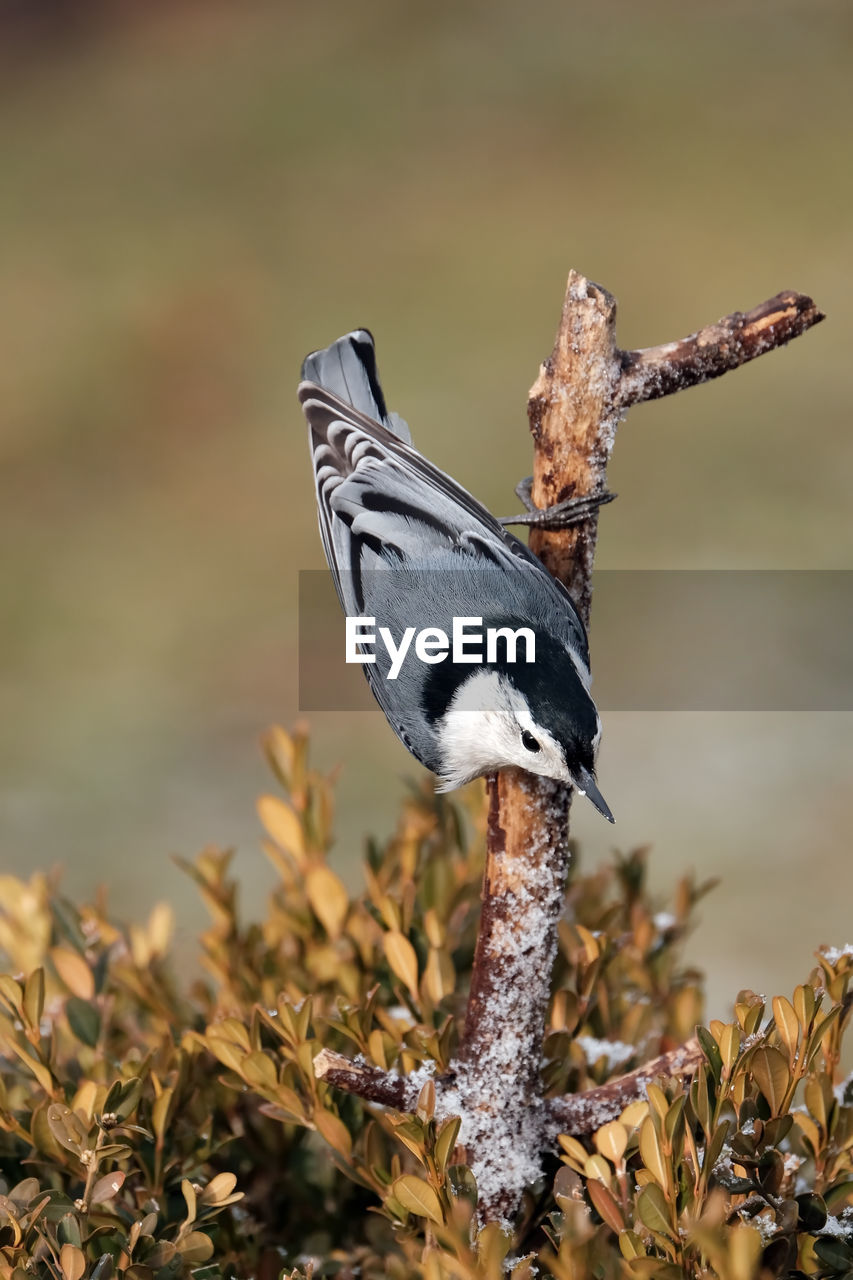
[432,642,613,822]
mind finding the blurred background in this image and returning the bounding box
[1,0,850,1019]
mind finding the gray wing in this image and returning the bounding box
[298,381,588,658]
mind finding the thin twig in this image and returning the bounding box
[616,290,824,408]
[547,1038,704,1136]
[313,1049,415,1110]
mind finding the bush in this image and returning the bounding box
[0,726,851,1279]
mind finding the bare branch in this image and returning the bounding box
[313,1049,415,1110]
[451,270,821,1222]
[616,290,824,408]
[547,1038,704,1136]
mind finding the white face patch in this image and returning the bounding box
[435,671,572,791]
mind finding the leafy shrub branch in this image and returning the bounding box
[0,725,851,1278]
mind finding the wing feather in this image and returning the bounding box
[298,381,590,667]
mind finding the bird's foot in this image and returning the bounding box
[499,477,616,530]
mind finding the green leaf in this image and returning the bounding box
[696,1025,723,1082]
[66,997,101,1048]
[57,1213,82,1248]
[795,1192,827,1231]
[814,1237,853,1271]
[102,1076,142,1122]
[90,1255,115,1280]
[636,1183,673,1238]
[772,995,800,1062]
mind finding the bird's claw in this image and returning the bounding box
[499,479,616,530]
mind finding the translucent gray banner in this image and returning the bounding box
[297,570,853,711]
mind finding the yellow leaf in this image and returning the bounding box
[147,902,174,956]
[200,1172,238,1205]
[0,975,23,1015]
[368,1028,388,1069]
[181,1178,197,1224]
[423,910,444,948]
[393,1174,443,1224]
[60,1245,85,1280]
[50,949,95,1001]
[416,1080,435,1122]
[241,1051,279,1092]
[424,946,454,1003]
[315,1109,353,1160]
[595,1120,628,1166]
[257,795,305,865]
[646,1083,669,1122]
[152,1087,174,1143]
[305,866,349,938]
[574,924,600,964]
[23,969,44,1030]
[557,1133,588,1173]
[383,930,419,997]
[620,1100,649,1130]
[7,1041,53,1095]
[639,1116,670,1191]
[71,1080,99,1120]
[262,725,296,789]
[772,995,800,1063]
[729,1224,763,1280]
[583,1153,612,1183]
[718,1022,740,1073]
[176,1231,214,1264]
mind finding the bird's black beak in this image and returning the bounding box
[572,765,614,823]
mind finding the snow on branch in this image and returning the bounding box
[616,290,824,408]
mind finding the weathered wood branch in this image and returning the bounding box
[546,1038,704,1136]
[314,1037,703,1137]
[313,1049,416,1109]
[616,290,824,408]
[457,271,822,1221]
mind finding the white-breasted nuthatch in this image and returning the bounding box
[298,330,613,822]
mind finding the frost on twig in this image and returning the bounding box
[546,1037,704,1136]
[313,1049,416,1110]
[616,290,824,408]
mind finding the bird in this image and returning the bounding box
[297,329,613,822]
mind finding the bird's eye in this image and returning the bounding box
[521,730,540,753]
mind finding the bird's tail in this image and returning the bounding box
[299,330,411,443]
